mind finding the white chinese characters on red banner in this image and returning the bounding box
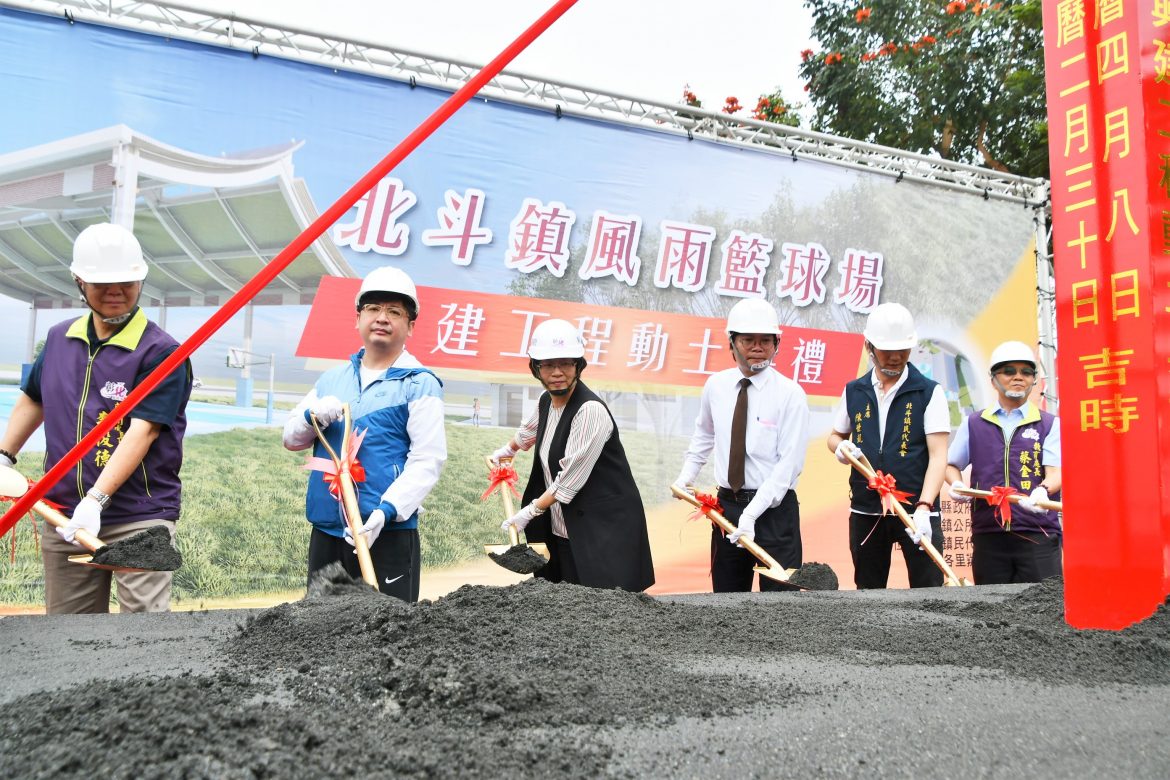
[297,277,865,393]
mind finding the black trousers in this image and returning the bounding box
[551,535,581,585]
[972,531,1062,585]
[849,512,943,589]
[711,491,801,593]
[307,527,420,602]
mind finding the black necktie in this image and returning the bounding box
[728,377,751,492]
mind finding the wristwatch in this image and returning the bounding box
[86,487,112,509]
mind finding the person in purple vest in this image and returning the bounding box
[490,318,654,592]
[0,223,191,614]
[826,303,949,589]
[945,341,1062,584]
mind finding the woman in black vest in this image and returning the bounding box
[490,319,654,592]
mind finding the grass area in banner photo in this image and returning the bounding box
[0,421,704,611]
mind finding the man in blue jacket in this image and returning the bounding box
[283,266,446,601]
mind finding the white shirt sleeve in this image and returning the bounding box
[923,385,950,434]
[549,401,613,504]
[1042,417,1061,467]
[676,380,715,486]
[381,392,447,520]
[947,416,972,470]
[282,389,320,451]
[514,406,540,452]
[830,391,850,435]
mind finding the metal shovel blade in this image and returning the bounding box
[484,541,550,575]
[65,554,152,573]
[753,565,805,590]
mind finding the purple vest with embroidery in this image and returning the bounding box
[39,312,188,525]
[967,409,1061,535]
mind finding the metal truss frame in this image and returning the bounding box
[5,0,1049,206]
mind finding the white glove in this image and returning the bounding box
[0,452,14,468]
[310,395,345,427]
[501,502,545,532]
[671,477,694,496]
[489,443,516,467]
[948,481,972,503]
[344,508,386,548]
[905,505,932,548]
[834,439,862,465]
[1018,486,1049,513]
[727,513,756,547]
[59,496,102,546]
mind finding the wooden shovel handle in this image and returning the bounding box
[30,501,105,553]
[841,451,969,587]
[485,456,521,547]
[670,484,790,580]
[951,485,1062,512]
[312,407,377,589]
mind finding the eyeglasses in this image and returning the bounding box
[359,303,409,318]
[536,359,577,373]
[995,366,1037,377]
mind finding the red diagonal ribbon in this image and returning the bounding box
[867,471,913,516]
[304,428,368,499]
[481,464,521,501]
[987,485,1023,531]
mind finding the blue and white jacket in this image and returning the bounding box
[283,349,446,536]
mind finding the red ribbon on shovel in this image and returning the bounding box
[1,478,60,562]
[304,428,368,498]
[481,464,521,501]
[687,491,724,524]
[867,471,912,516]
[987,485,1023,531]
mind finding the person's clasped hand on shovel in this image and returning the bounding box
[501,499,546,533]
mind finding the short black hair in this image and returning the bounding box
[357,292,417,321]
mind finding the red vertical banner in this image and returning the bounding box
[1042,0,1170,628]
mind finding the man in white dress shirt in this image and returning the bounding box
[674,298,810,592]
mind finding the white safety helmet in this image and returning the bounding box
[527,319,585,360]
[863,303,917,350]
[989,341,1037,372]
[356,265,419,318]
[725,297,781,336]
[70,223,148,284]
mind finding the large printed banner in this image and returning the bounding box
[297,277,866,392]
[1042,0,1170,627]
[0,9,1043,596]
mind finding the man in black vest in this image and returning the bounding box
[491,319,654,592]
[826,303,949,589]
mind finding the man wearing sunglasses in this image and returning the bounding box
[944,341,1062,584]
[283,265,446,601]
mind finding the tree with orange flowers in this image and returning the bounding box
[798,0,1046,177]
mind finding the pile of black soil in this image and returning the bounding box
[487,544,549,574]
[89,525,182,571]
[788,561,839,590]
[2,574,1167,778]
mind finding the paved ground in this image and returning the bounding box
[0,580,1166,778]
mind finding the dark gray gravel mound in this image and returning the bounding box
[1,574,1167,778]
